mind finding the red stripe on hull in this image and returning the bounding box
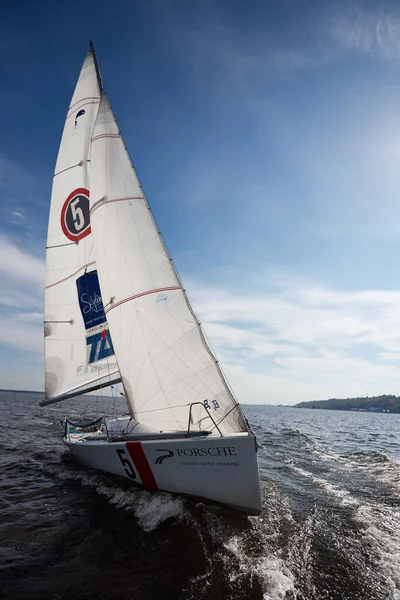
[126,442,158,489]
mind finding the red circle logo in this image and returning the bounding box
[60,188,91,241]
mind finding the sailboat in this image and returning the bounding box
[42,42,261,516]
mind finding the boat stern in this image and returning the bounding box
[140,432,261,515]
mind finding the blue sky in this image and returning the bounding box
[2,0,400,403]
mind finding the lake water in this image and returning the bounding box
[1,391,400,599]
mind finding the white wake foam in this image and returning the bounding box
[187,484,302,600]
[288,461,400,598]
[354,503,400,600]
[288,463,359,506]
[58,468,187,532]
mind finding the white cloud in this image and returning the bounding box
[0,235,44,286]
[0,155,48,238]
[0,320,43,354]
[1,231,400,403]
[329,6,400,61]
[8,208,29,227]
[0,235,44,361]
[0,358,43,392]
[164,1,400,97]
[159,2,400,246]
[11,210,25,219]
[187,276,400,404]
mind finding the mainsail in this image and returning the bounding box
[89,93,248,434]
[44,45,119,403]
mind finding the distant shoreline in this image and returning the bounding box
[0,388,42,394]
[2,390,400,413]
[294,395,400,413]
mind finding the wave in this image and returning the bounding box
[288,464,360,507]
[54,463,188,532]
[286,462,400,598]
[344,450,391,464]
[353,503,400,599]
[184,482,301,600]
[281,428,312,443]
[60,470,305,600]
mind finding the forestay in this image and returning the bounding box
[45,47,119,402]
[89,94,248,434]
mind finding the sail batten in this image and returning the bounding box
[89,94,247,434]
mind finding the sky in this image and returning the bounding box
[2,0,400,403]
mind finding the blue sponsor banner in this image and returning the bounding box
[76,270,107,330]
[86,330,115,364]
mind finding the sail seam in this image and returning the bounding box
[67,96,101,112]
[105,286,181,314]
[66,99,101,120]
[90,196,142,215]
[91,133,121,142]
[45,261,96,289]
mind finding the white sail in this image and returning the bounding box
[89,94,247,434]
[44,47,119,402]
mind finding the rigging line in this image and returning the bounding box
[45,261,96,289]
[199,319,244,409]
[208,403,240,432]
[103,335,119,420]
[111,382,120,420]
[199,318,246,427]
[84,240,95,276]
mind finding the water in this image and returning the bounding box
[1,391,400,600]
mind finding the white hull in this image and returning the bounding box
[65,430,261,515]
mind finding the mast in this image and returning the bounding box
[89,40,104,92]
